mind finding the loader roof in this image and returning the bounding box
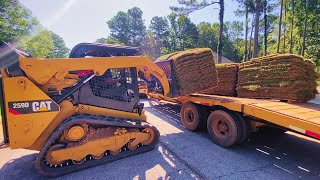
[69,43,141,58]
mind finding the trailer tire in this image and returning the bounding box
[207,110,242,147]
[235,113,251,144]
[180,102,206,131]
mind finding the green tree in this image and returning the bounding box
[106,37,123,45]
[222,21,244,62]
[149,16,169,40]
[140,31,163,60]
[289,0,294,53]
[19,29,54,58]
[252,0,262,58]
[162,13,198,53]
[107,7,146,46]
[163,13,179,53]
[46,31,69,58]
[277,0,284,53]
[259,0,319,66]
[235,0,255,60]
[301,0,308,56]
[95,37,124,45]
[230,21,244,42]
[95,38,107,43]
[171,0,224,63]
[197,22,217,50]
[176,15,198,50]
[0,0,38,43]
[304,0,320,65]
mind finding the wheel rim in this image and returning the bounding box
[213,115,231,139]
[184,108,195,124]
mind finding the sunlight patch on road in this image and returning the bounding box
[159,146,176,168]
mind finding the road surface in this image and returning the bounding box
[1,97,320,180]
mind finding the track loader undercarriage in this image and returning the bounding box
[36,114,159,177]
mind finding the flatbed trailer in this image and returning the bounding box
[150,93,320,147]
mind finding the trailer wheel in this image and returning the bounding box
[235,113,251,144]
[180,102,206,131]
[207,110,242,147]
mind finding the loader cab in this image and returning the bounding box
[69,43,143,113]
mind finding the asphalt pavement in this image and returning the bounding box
[1,97,320,180]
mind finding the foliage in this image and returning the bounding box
[19,29,54,58]
[96,37,124,45]
[197,22,217,50]
[170,0,220,15]
[107,7,146,46]
[0,0,38,43]
[0,0,69,58]
[95,38,107,43]
[149,16,169,40]
[5,0,320,66]
[171,0,225,63]
[140,31,163,60]
[176,15,198,50]
[162,13,198,54]
[46,31,69,58]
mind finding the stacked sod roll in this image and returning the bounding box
[201,63,239,96]
[237,54,318,102]
[156,48,218,96]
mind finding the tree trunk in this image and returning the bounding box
[277,0,283,53]
[283,0,287,53]
[264,0,267,56]
[217,0,224,63]
[301,0,308,56]
[290,0,294,53]
[253,0,261,58]
[244,0,249,61]
[248,14,255,59]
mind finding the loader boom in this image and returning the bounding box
[18,55,170,97]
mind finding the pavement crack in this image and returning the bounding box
[159,141,207,180]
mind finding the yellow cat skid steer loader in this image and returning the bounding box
[0,43,170,177]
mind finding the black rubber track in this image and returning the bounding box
[35,114,160,177]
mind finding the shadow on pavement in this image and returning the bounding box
[0,127,195,180]
[143,98,320,179]
[2,98,320,179]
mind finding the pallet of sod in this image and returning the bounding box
[201,63,239,96]
[156,48,218,96]
[237,54,318,102]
